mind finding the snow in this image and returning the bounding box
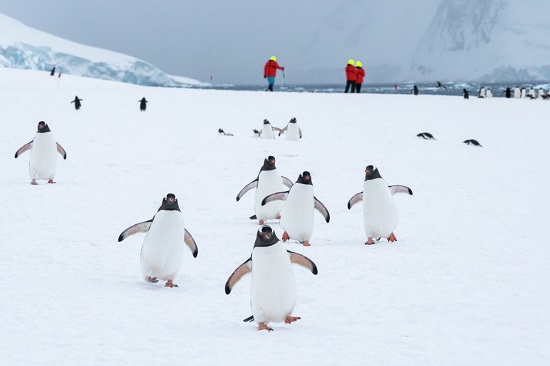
[1,67,549,365]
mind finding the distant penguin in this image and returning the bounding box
[50,67,55,76]
[538,88,544,98]
[347,165,413,245]
[504,87,512,98]
[225,225,318,331]
[479,86,486,98]
[417,132,435,140]
[139,97,148,111]
[218,128,234,136]
[436,81,447,90]
[118,193,198,287]
[14,121,67,185]
[261,171,330,246]
[411,85,419,95]
[252,129,261,138]
[528,88,535,99]
[259,119,282,139]
[71,96,82,110]
[463,139,483,147]
[521,88,526,98]
[514,87,520,98]
[486,88,493,98]
[236,156,293,225]
[278,117,302,141]
[463,89,470,99]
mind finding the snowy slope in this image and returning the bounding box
[0,13,204,87]
[0,68,548,365]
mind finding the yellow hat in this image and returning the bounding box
[356,61,362,67]
[270,56,277,61]
[348,59,355,65]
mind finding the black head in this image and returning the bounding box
[158,193,181,212]
[218,128,224,133]
[254,225,279,248]
[263,119,270,125]
[289,118,297,124]
[37,121,51,133]
[260,156,276,171]
[297,171,312,185]
[364,165,382,181]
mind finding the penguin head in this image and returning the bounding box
[263,119,270,125]
[364,165,382,181]
[297,171,312,185]
[218,128,224,134]
[254,225,279,247]
[289,118,297,124]
[37,121,51,133]
[261,156,276,171]
[159,193,181,212]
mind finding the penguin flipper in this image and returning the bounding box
[299,128,303,139]
[56,143,67,159]
[225,257,252,294]
[347,192,363,209]
[118,219,153,242]
[288,251,318,275]
[261,191,289,206]
[281,176,293,188]
[14,141,33,158]
[236,179,258,201]
[184,229,198,258]
[314,196,330,223]
[389,185,413,195]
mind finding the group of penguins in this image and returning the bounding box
[69,95,149,111]
[13,121,414,331]
[218,117,303,141]
[416,132,483,147]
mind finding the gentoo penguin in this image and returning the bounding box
[411,85,419,95]
[278,117,302,141]
[50,67,55,76]
[218,128,234,136]
[486,88,493,98]
[71,96,82,110]
[118,193,198,287]
[436,81,447,90]
[521,88,526,98]
[259,119,282,139]
[463,89,470,99]
[261,171,330,246]
[528,88,535,99]
[139,97,148,111]
[514,87,520,98]
[347,165,413,245]
[479,86,486,98]
[504,87,512,98]
[225,225,318,331]
[417,132,435,140]
[538,88,544,98]
[252,129,261,138]
[463,139,483,147]
[14,121,67,185]
[236,156,293,225]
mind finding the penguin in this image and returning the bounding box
[347,165,413,245]
[139,97,148,111]
[236,156,293,225]
[71,96,82,110]
[436,81,447,90]
[528,88,535,99]
[514,87,520,98]
[411,85,419,95]
[118,193,198,287]
[486,88,493,98]
[521,88,526,98]
[218,128,234,136]
[479,86,486,98]
[278,117,302,141]
[259,119,282,139]
[463,89,470,99]
[537,88,544,98]
[14,121,67,185]
[225,225,318,331]
[50,67,55,76]
[463,139,483,147]
[416,132,435,140]
[261,171,330,246]
[252,129,261,138]
[504,87,512,98]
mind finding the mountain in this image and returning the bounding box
[0,13,205,87]
[412,0,550,82]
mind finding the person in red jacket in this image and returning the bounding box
[264,56,284,91]
[345,59,357,93]
[355,61,365,93]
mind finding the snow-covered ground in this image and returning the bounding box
[1,68,548,366]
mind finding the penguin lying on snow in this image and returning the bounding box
[261,171,330,246]
[348,165,413,245]
[278,117,302,141]
[225,225,318,331]
[118,193,198,287]
[259,119,283,139]
[218,128,234,136]
[236,156,293,225]
[417,132,435,140]
[15,121,67,185]
[463,139,482,147]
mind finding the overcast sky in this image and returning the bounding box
[0,1,441,85]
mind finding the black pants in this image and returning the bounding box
[345,81,356,93]
[355,83,362,93]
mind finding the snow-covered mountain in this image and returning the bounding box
[0,13,205,87]
[412,0,550,82]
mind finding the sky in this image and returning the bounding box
[0,0,441,84]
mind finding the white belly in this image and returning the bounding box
[254,170,285,221]
[261,125,275,139]
[285,124,301,141]
[140,211,185,281]
[251,243,297,324]
[280,184,314,241]
[363,179,398,239]
[29,133,58,180]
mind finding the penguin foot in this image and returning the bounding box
[282,231,289,241]
[284,316,301,324]
[259,220,265,225]
[387,232,397,242]
[275,214,281,219]
[47,179,56,184]
[258,322,274,331]
[164,280,178,288]
[365,238,376,245]
[145,276,158,283]
[301,241,311,247]
[31,179,38,185]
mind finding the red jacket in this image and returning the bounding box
[264,60,283,77]
[356,67,365,84]
[345,64,357,81]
